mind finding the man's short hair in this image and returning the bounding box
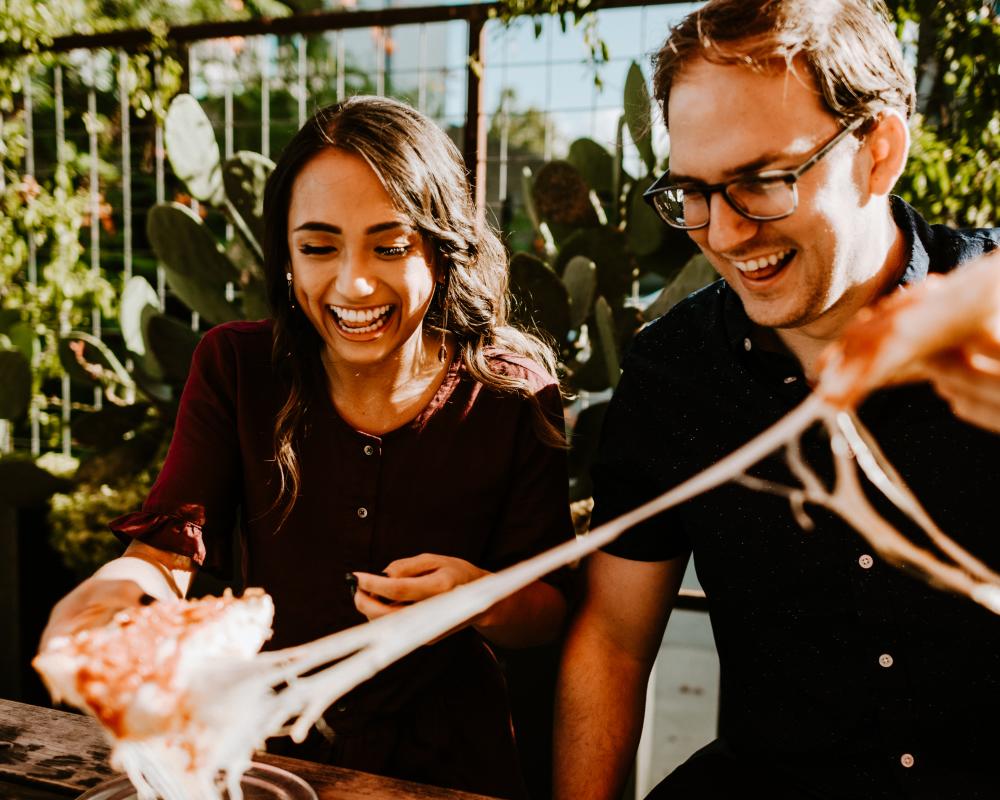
[652,0,916,129]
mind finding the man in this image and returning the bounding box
[553,1,1000,798]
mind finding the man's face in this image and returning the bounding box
[667,57,869,332]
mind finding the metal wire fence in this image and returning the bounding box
[1,0,698,456]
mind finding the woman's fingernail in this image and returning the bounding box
[344,573,358,597]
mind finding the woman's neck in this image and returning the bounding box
[322,330,452,435]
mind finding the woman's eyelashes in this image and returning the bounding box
[295,243,412,258]
[375,244,411,257]
[298,243,336,256]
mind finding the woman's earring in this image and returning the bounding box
[438,289,449,363]
[286,272,295,310]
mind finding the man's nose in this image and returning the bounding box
[335,251,377,298]
[704,193,760,254]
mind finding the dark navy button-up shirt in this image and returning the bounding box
[593,198,1000,799]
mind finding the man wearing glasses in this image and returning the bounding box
[554,1,1000,798]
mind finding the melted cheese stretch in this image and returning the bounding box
[32,255,1000,800]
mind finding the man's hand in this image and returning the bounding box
[353,554,489,621]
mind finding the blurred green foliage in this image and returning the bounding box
[888,0,999,226]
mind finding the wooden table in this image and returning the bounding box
[0,699,493,800]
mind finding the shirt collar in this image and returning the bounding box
[723,195,928,352]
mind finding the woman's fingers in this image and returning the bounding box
[354,557,488,606]
[382,552,447,577]
[353,570,450,603]
[352,588,403,620]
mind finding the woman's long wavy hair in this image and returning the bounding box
[262,95,563,526]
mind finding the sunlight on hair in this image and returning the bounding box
[35,255,1000,799]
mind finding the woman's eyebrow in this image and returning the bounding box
[291,221,409,235]
[292,221,341,234]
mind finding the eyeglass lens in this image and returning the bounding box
[656,178,798,228]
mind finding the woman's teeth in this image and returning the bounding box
[328,304,394,334]
[733,248,795,274]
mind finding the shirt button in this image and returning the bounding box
[900,753,915,768]
[878,653,894,668]
[743,337,752,351]
[363,444,375,456]
[858,554,874,569]
[783,376,797,384]
[357,507,368,519]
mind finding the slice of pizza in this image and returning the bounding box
[34,589,275,800]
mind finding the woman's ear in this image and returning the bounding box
[866,109,910,197]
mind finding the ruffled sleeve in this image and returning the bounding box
[109,326,244,576]
[109,505,207,566]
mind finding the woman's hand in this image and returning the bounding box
[353,553,568,647]
[39,541,196,651]
[352,553,489,621]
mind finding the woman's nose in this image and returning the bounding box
[334,252,377,298]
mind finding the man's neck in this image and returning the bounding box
[777,213,908,382]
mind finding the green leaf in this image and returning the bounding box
[567,138,615,197]
[624,62,656,175]
[164,94,225,205]
[555,228,634,307]
[0,349,32,420]
[562,256,597,330]
[242,276,272,321]
[642,254,718,322]
[508,252,572,348]
[531,160,601,229]
[147,203,241,324]
[57,331,135,397]
[222,151,274,260]
[5,322,35,362]
[119,275,161,358]
[625,175,664,257]
[592,296,620,389]
[143,313,202,385]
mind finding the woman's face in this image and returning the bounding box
[286,148,438,369]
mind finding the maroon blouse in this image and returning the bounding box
[110,320,574,798]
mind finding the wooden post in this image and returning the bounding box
[463,17,487,217]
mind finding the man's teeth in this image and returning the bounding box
[328,304,393,332]
[732,248,794,273]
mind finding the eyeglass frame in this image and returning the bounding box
[643,116,869,231]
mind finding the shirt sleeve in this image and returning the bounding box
[484,379,578,600]
[109,326,243,573]
[592,332,692,562]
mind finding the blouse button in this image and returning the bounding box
[743,337,752,351]
[900,753,915,768]
[858,554,874,569]
[357,507,368,519]
[878,653,894,668]
[363,444,375,456]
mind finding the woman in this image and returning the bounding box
[41,96,574,799]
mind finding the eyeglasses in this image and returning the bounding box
[643,117,868,230]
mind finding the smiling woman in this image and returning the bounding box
[38,96,575,800]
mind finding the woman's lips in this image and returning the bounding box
[327,304,396,338]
